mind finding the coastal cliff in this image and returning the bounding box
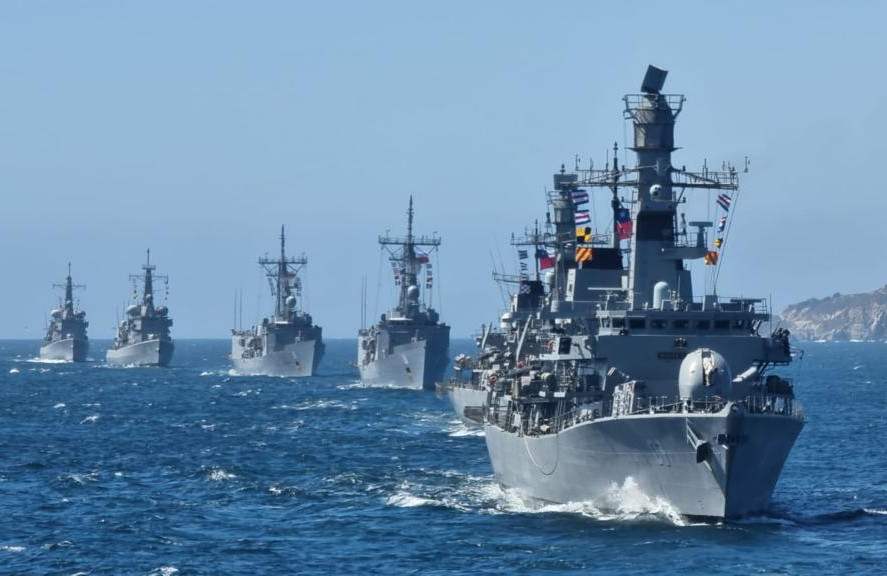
[779,285,887,341]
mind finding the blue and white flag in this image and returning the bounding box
[571,190,589,206]
[574,210,591,224]
[717,215,726,233]
[518,249,528,260]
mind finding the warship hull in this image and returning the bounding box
[231,338,323,377]
[484,404,803,520]
[358,337,449,390]
[449,384,488,423]
[39,338,89,362]
[106,339,174,367]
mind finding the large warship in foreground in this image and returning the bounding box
[231,226,324,377]
[483,66,803,520]
[358,197,450,389]
[106,250,174,367]
[40,263,89,362]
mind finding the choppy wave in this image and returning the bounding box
[207,467,237,482]
[24,357,68,364]
[281,399,359,411]
[384,473,688,526]
[147,567,179,576]
[447,420,485,437]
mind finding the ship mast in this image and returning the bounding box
[53,262,85,318]
[568,65,739,309]
[259,225,307,322]
[130,249,167,316]
[379,196,440,318]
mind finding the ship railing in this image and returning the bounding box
[506,392,804,435]
[682,296,770,316]
[622,394,803,420]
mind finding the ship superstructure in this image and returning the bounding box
[482,66,803,520]
[231,226,324,377]
[106,250,174,367]
[40,263,89,362]
[358,197,450,389]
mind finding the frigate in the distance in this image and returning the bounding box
[231,226,324,377]
[106,250,174,367]
[358,197,450,389]
[482,66,803,520]
[39,263,89,362]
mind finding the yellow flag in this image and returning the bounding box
[576,226,592,244]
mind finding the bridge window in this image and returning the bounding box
[651,319,667,329]
[733,319,746,330]
[714,320,730,330]
[696,320,710,330]
[612,318,625,329]
[672,319,689,329]
[628,319,646,330]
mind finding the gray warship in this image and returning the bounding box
[358,197,450,389]
[106,250,174,367]
[443,267,546,422]
[482,66,803,520]
[39,263,89,362]
[231,226,324,377]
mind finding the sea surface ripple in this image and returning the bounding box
[1,339,885,574]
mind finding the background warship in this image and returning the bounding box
[443,263,546,423]
[481,66,803,520]
[231,226,324,377]
[358,197,450,389]
[39,263,89,362]
[106,250,174,367]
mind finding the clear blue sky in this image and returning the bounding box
[1,1,885,338]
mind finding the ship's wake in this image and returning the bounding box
[383,472,689,526]
[23,357,69,364]
[745,506,887,527]
[445,419,485,438]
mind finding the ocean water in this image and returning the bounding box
[1,339,885,575]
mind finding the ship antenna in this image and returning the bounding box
[407,195,414,248]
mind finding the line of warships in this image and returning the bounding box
[39,66,804,521]
[39,206,448,385]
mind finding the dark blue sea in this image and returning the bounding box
[1,339,885,575]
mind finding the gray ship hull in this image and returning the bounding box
[358,337,449,390]
[485,404,803,520]
[231,338,322,377]
[449,384,488,423]
[106,339,174,367]
[358,338,427,389]
[40,338,89,362]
